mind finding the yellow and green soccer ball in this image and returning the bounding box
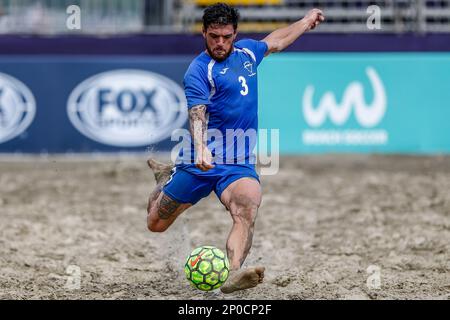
[184,246,230,291]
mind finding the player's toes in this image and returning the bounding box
[147,158,162,170]
[254,266,265,281]
[244,270,260,287]
[147,158,155,169]
[147,158,172,174]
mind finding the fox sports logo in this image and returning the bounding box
[0,73,36,144]
[67,69,188,147]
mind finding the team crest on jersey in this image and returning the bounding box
[244,61,256,77]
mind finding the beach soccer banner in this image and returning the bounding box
[259,53,450,154]
[0,53,449,154]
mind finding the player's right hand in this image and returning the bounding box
[304,8,325,31]
[195,145,215,171]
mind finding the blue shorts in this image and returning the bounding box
[162,164,260,205]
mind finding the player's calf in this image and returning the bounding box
[227,197,260,268]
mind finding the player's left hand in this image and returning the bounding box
[195,145,215,172]
[304,8,325,31]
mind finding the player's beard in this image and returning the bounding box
[206,41,233,62]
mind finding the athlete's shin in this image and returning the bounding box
[226,205,258,270]
[146,158,176,232]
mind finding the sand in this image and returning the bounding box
[0,154,448,300]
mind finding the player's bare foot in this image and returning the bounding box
[147,158,173,184]
[220,267,265,294]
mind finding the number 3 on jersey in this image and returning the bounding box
[238,76,248,96]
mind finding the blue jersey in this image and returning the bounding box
[178,39,268,167]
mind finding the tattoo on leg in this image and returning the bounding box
[158,194,181,220]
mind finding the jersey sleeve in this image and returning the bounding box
[235,39,268,66]
[183,62,211,109]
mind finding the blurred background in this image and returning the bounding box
[0,0,450,34]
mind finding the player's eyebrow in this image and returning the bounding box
[209,32,234,38]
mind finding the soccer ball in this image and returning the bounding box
[184,245,230,291]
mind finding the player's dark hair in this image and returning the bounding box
[202,3,240,31]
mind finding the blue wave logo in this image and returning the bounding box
[301,67,388,146]
[0,73,36,144]
[67,70,188,147]
[303,67,386,128]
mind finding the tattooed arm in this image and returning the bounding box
[189,105,214,171]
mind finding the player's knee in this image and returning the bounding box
[147,219,168,233]
[147,209,168,233]
[233,192,260,208]
[244,204,259,225]
[148,224,168,233]
[231,196,259,224]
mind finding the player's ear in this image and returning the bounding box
[202,27,207,39]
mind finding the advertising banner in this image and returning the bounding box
[259,53,450,154]
[0,53,449,154]
[0,56,191,153]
